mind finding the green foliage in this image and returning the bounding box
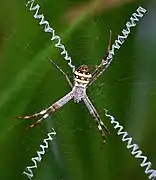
[0,0,156,180]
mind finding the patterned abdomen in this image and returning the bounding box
[74,65,92,85]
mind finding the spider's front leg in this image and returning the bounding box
[88,30,112,86]
[17,91,74,131]
[83,95,109,145]
[48,58,73,88]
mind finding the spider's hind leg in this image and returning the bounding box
[83,95,109,145]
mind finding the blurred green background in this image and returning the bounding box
[0,0,156,179]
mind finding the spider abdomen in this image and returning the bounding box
[74,65,92,86]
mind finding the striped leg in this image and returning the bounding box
[25,113,50,131]
[17,109,48,119]
[18,91,74,130]
[83,95,109,144]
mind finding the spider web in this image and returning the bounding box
[0,0,156,180]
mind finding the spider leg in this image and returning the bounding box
[88,30,112,86]
[91,30,112,76]
[83,95,109,144]
[17,109,47,119]
[17,91,74,129]
[25,113,49,131]
[48,58,73,88]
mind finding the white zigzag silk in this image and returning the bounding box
[103,6,146,68]
[26,0,76,72]
[23,128,56,179]
[105,110,156,180]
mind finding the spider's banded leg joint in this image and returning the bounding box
[40,109,47,115]
[43,113,49,119]
[25,120,42,131]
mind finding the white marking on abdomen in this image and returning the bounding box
[74,71,92,78]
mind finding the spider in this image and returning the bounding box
[17,31,112,144]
